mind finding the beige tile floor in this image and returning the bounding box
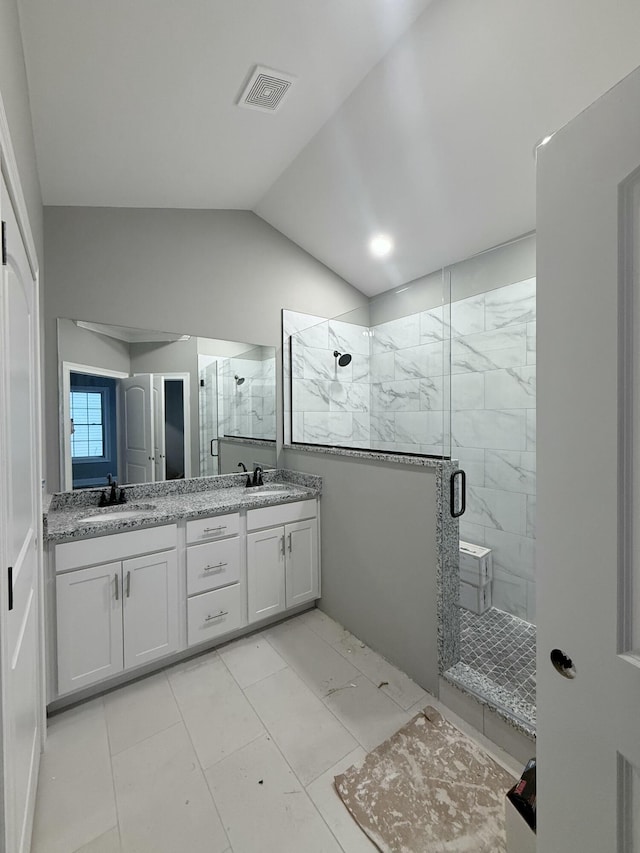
[31,609,521,853]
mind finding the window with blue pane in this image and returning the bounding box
[70,389,106,459]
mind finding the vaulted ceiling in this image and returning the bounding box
[18,0,640,295]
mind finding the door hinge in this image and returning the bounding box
[1,221,6,266]
[7,566,13,611]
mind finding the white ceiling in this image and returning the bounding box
[258,0,640,294]
[18,0,640,297]
[18,0,431,209]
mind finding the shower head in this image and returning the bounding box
[234,375,245,386]
[333,350,352,367]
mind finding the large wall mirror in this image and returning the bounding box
[57,318,276,490]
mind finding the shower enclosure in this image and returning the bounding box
[284,233,537,734]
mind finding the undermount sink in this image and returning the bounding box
[79,504,156,524]
[246,485,292,497]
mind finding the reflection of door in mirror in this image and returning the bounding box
[57,319,277,490]
[122,373,190,485]
[199,359,219,476]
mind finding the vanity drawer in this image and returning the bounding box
[186,512,239,544]
[187,584,242,647]
[187,538,240,595]
[55,525,178,572]
[246,499,316,531]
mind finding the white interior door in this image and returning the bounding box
[0,175,42,853]
[122,374,154,483]
[537,66,640,852]
[153,375,166,481]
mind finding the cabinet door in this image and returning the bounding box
[247,527,286,624]
[56,562,124,695]
[285,519,319,609]
[122,549,178,669]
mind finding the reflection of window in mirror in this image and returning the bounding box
[57,319,278,490]
[69,371,118,489]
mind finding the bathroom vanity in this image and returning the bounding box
[44,470,321,705]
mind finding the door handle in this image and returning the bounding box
[7,566,13,611]
[126,570,131,598]
[550,648,576,679]
[450,469,466,518]
[114,573,119,601]
[280,535,285,556]
[210,439,216,457]
[287,533,292,554]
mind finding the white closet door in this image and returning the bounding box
[0,175,42,853]
[122,374,154,483]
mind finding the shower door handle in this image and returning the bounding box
[210,439,216,457]
[450,469,466,518]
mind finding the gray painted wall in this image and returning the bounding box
[44,207,367,489]
[0,0,43,261]
[281,447,441,694]
[219,440,277,475]
[57,318,131,375]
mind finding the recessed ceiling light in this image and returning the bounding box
[369,233,394,258]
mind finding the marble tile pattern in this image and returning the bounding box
[220,353,276,441]
[290,318,372,446]
[44,469,322,542]
[284,277,537,624]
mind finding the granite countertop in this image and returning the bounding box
[45,469,321,543]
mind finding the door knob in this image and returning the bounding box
[550,648,576,679]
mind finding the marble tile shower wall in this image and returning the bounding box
[221,356,276,440]
[450,278,536,623]
[368,313,448,456]
[291,319,371,446]
[288,278,536,623]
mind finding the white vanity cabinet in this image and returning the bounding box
[186,512,243,647]
[246,500,319,624]
[56,561,124,693]
[49,494,321,702]
[54,525,179,695]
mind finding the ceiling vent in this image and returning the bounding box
[238,65,295,114]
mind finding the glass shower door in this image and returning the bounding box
[199,360,219,476]
[447,234,537,729]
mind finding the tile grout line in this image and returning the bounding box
[261,629,401,757]
[100,695,125,853]
[238,682,353,853]
[104,671,182,760]
[165,668,233,853]
[301,612,426,714]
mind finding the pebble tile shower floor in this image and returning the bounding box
[447,607,537,734]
